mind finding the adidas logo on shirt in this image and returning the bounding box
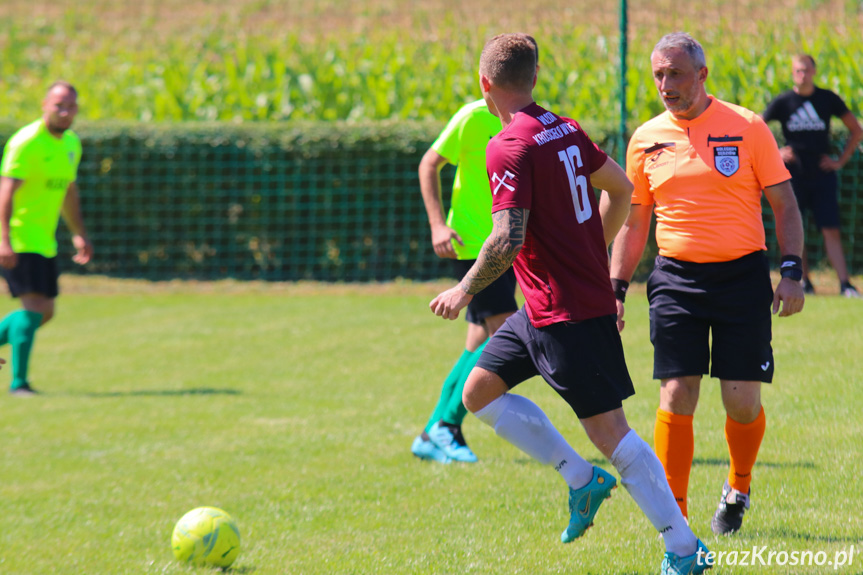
[786,102,826,132]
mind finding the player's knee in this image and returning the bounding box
[462,368,507,413]
[483,312,513,336]
[40,310,54,324]
[721,381,761,423]
[660,378,700,414]
[725,399,761,424]
[462,381,484,413]
[582,409,631,459]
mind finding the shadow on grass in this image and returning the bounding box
[693,458,817,469]
[79,388,242,397]
[513,457,607,466]
[759,527,862,544]
[512,457,817,469]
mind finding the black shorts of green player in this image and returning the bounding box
[647,250,775,383]
[1,253,59,299]
[476,308,635,419]
[453,259,518,325]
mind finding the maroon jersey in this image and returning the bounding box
[487,102,616,327]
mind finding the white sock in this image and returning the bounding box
[610,429,697,557]
[474,393,593,488]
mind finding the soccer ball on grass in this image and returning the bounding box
[171,506,241,568]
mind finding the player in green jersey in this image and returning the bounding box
[0,81,93,395]
[411,99,520,463]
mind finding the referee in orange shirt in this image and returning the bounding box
[610,32,805,536]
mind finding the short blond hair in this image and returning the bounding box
[479,33,538,92]
[793,53,816,68]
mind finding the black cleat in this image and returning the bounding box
[840,282,861,299]
[9,383,39,396]
[711,480,750,535]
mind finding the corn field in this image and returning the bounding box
[0,0,861,125]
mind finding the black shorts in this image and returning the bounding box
[788,167,840,229]
[647,251,774,383]
[453,259,518,325]
[1,253,59,298]
[476,308,635,419]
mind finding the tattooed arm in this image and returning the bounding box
[459,208,527,294]
[430,207,528,320]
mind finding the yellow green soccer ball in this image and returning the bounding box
[171,507,241,568]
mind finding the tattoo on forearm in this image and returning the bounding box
[459,208,527,295]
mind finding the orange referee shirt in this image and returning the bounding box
[627,96,791,263]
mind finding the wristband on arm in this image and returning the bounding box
[779,255,803,282]
[610,278,629,302]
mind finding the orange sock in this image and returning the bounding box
[654,408,694,517]
[725,406,766,494]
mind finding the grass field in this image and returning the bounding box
[0,277,861,574]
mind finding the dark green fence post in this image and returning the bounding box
[617,0,628,165]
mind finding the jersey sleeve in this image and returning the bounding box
[487,137,532,212]
[749,116,791,189]
[0,136,33,180]
[828,91,850,118]
[568,122,609,173]
[431,108,468,165]
[626,130,653,205]
[762,96,781,123]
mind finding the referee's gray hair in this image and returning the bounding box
[653,32,706,69]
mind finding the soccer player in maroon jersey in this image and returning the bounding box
[430,34,711,574]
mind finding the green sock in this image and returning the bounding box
[0,310,18,346]
[440,340,488,427]
[8,310,43,390]
[425,347,476,432]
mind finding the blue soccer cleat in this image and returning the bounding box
[560,466,617,543]
[428,421,478,463]
[661,539,713,574]
[411,433,450,463]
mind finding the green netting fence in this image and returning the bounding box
[0,121,860,282]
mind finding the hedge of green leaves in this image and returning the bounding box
[1,120,859,281]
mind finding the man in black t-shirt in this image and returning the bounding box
[764,54,863,297]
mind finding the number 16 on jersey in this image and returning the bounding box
[558,145,592,223]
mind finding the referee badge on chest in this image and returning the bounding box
[714,146,739,177]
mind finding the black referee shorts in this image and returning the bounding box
[476,308,636,419]
[647,251,774,383]
[453,259,518,325]
[1,253,59,298]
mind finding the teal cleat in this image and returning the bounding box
[560,466,617,543]
[661,539,713,574]
[428,421,478,463]
[411,433,450,464]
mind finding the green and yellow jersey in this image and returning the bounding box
[432,100,501,260]
[0,119,82,257]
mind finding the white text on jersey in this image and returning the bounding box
[532,122,578,146]
[537,112,557,126]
